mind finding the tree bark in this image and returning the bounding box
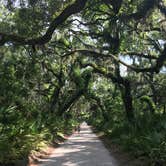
[121,81,135,122]
[57,90,84,116]
[50,86,61,113]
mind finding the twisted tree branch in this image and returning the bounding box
[0,0,88,46]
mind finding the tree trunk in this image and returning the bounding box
[121,81,135,122]
[163,105,166,114]
[57,90,83,116]
[50,86,61,113]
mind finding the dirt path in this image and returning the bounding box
[37,122,119,166]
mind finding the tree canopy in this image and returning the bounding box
[0,0,166,165]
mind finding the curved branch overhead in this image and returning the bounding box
[0,1,166,162]
[120,0,158,20]
[63,46,166,73]
[0,0,88,46]
[0,0,163,47]
[124,52,158,60]
[158,2,166,16]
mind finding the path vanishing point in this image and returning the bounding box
[38,122,119,166]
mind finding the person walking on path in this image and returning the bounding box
[75,124,81,133]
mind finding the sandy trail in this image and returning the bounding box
[38,122,119,166]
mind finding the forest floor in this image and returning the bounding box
[29,123,147,166]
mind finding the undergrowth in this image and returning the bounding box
[90,112,166,165]
[0,106,79,165]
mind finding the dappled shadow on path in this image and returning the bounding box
[39,123,119,166]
